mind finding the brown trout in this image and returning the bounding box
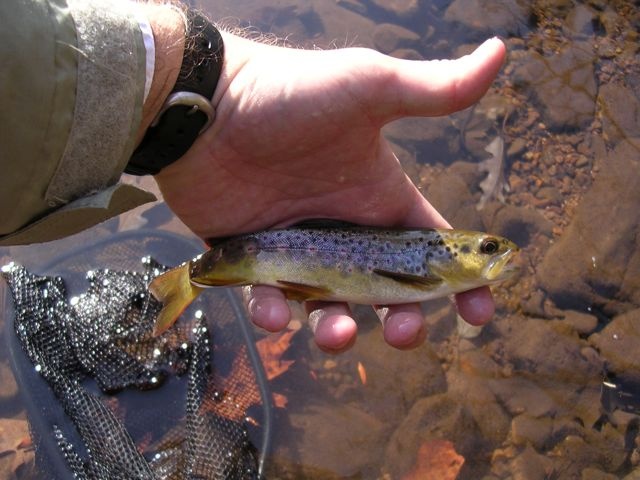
[150,225,519,335]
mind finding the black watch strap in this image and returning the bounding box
[125,11,224,176]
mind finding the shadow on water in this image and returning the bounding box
[1,0,639,479]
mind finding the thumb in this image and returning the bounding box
[373,37,507,121]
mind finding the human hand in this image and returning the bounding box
[154,33,507,353]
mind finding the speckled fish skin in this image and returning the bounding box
[188,226,519,304]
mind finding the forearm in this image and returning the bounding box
[0,1,187,245]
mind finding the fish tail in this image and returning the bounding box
[149,263,203,336]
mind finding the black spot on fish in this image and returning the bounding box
[446,246,451,252]
[460,244,471,254]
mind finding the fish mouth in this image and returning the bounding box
[483,249,520,282]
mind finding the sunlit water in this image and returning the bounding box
[1,0,639,479]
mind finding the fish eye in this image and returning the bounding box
[480,238,500,255]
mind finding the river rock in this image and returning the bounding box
[582,467,619,480]
[384,393,483,478]
[598,82,640,149]
[563,3,598,37]
[560,310,599,336]
[510,414,553,450]
[481,204,554,247]
[370,0,420,19]
[489,315,601,395]
[508,444,554,480]
[349,326,447,425]
[513,42,597,130]
[285,402,385,478]
[425,162,486,231]
[488,376,558,418]
[588,308,640,382]
[372,23,421,54]
[446,366,511,449]
[444,0,531,36]
[537,139,640,315]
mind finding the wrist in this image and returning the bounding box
[135,4,186,145]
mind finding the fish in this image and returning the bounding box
[149,224,519,336]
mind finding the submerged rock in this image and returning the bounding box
[370,0,420,19]
[372,23,421,54]
[589,308,640,383]
[513,42,597,130]
[598,82,640,149]
[444,0,531,36]
[285,403,386,478]
[537,139,640,315]
[384,393,484,478]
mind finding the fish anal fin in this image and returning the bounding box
[372,269,443,289]
[149,263,203,336]
[276,280,332,302]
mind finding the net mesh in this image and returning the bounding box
[1,231,268,480]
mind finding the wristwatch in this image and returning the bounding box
[125,11,224,175]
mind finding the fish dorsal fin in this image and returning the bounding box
[276,280,332,302]
[372,269,443,289]
[290,218,360,229]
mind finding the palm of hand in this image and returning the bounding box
[157,47,439,239]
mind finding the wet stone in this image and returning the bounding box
[444,0,531,36]
[598,82,640,149]
[488,376,557,418]
[481,204,554,247]
[582,467,619,480]
[560,310,598,336]
[349,325,447,426]
[446,367,511,449]
[508,444,554,480]
[563,3,598,37]
[370,0,419,19]
[372,23,421,54]
[588,308,640,383]
[389,48,423,60]
[426,167,486,232]
[510,414,552,450]
[537,139,640,315]
[384,393,484,478]
[285,403,385,478]
[513,42,597,130]
[489,315,602,401]
[335,0,366,15]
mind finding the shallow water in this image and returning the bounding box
[1,0,640,479]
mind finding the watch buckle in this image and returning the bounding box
[151,91,216,134]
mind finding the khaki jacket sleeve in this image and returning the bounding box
[0,0,156,246]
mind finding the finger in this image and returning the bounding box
[373,37,507,120]
[243,285,291,332]
[454,286,495,326]
[306,301,357,354]
[376,303,426,350]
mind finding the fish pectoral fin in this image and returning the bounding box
[372,269,443,289]
[276,280,332,302]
